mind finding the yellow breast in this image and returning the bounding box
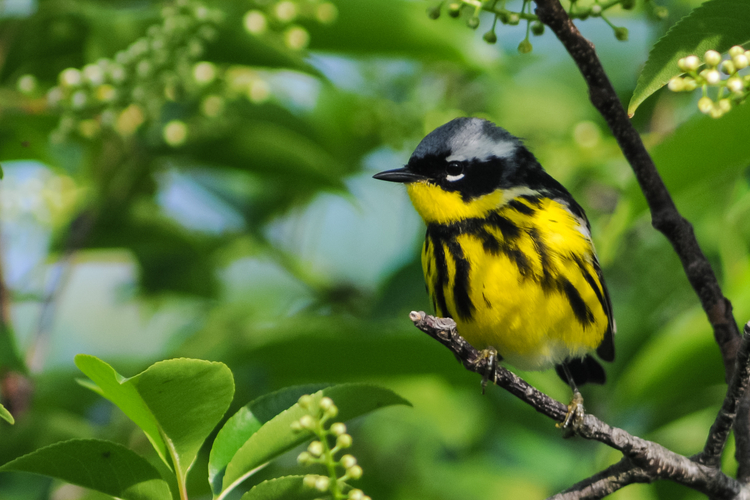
[420,195,609,371]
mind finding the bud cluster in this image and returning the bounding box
[21,0,340,148]
[36,0,223,145]
[427,0,642,54]
[242,0,337,51]
[669,46,750,118]
[291,394,370,500]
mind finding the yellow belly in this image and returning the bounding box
[421,198,609,371]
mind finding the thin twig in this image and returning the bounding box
[698,325,750,468]
[410,311,749,499]
[549,458,650,499]
[533,0,741,383]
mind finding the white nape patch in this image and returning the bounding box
[500,186,541,205]
[445,126,518,162]
[446,173,465,182]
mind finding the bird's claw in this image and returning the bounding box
[556,390,585,436]
[477,347,498,394]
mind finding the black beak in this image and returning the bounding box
[373,167,425,183]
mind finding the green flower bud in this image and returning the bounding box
[291,420,303,432]
[507,13,520,25]
[531,21,545,36]
[303,475,318,489]
[483,30,497,43]
[733,54,748,70]
[298,451,312,465]
[718,98,731,113]
[727,76,745,93]
[517,39,532,54]
[466,16,480,29]
[331,422,347,436]
[319,397,334,411]
[341,454,357,468]
[590,4,602,16]
[448,3,461,17]
[667,76,684,92]
[621,0,635,10]
[729,46,744,58]
[427,5,441,19]
[614,27,628,41]
[697,96,713,114]
[705,69,721,85]
[704,50,721,67]
[720,60,735,75]
[682,77,697,91]
[337,433,353,448]
[308,441,324,457]
[298,395,314,409]
[683,55,700,72]
[348,489,364,500]
[347,465,363,480]
[314,476,330,492]
[299,415,316,429]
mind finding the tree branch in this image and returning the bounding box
[697,323,750,469]
[548,458,651,499]
[533,0,741,383]
[409,311,750,499]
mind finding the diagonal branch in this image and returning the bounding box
[410,311,749,499]
[548,458,652,499]
[698,324,750,469]
[533,0,740,383]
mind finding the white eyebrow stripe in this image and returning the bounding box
[445,139,517,162]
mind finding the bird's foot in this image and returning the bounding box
[476,347,498,395]
[556,390,585,436]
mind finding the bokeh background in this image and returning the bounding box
[2,0,750,498]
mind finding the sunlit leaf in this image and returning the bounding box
[220,384,410,497]
[239,476,324,500]
[0,403,13,424]
[209,384,328,496]
[629,0,750,115]
[0,439,171,500]
[75,355,234,489]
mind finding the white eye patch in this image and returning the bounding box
[446,173,465,182]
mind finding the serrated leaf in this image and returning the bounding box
[75,355,234,490]
[209,384,328,497]
[0,439,171,500]
[239,476,323,500]
[629,0,750,116]
[220,384,410,498]
[0,403,13,424]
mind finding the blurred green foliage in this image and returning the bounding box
[0,0,749,498]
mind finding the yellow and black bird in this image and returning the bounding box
[374,118,614,424]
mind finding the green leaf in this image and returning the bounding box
[0,439,171,500]
[239,476,323,500]
[209,384,328,496]
[75,355,234,490]
[628,0,750,116]
[220,384,410,497]
[624,99,750,217]
[0,403,13,424]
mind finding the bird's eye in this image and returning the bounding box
[445,162,464,182]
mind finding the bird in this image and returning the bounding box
[373,117,614,428]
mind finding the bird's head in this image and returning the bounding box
[374,118,543,224]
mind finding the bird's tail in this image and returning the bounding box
[555,355,606,386]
